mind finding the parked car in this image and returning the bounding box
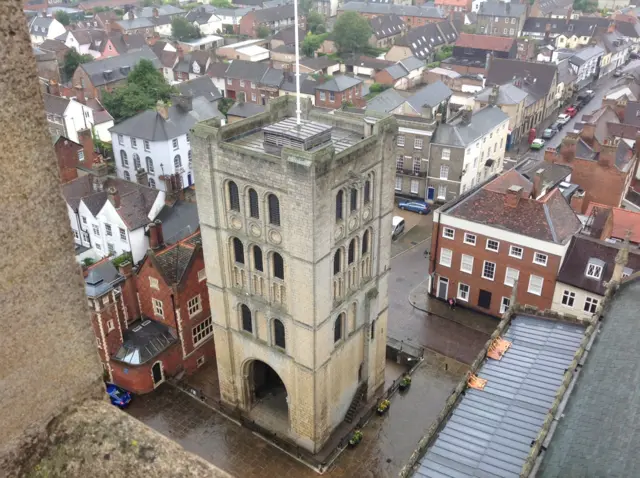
[530,138,546,150]
[565,106,578,117]
[542,127,558,139]
[106,383,132,408]
[392,216,405,239]
[557,113,571,125]
[630,52,639,60]
[550,121,563,131]
[398,200,430,215]
[613,69,623,77]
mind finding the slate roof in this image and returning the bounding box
[155,201,200,245]
[317,75,362,92]
[487,58,557,100]
[227,102,266,118]
[109,96,223,141]
[416,315,586,478]
[174,50,210,74]
[299,55,340,72]
[515,158,572,191]
[455,33,515,52]
[522,17,607,37]
[186,8,219,25]
[270,25,306,45]
[42,93,70,116]
[476,83,528,105]
[395,21,458,60]
[339,2,445,19]
[477,0,527,18]
[108,32,147,54]
[343,55,394,70]
[556,57,577,86]
[224,59,269,82]
[369,14,405,40]
[616,20,640,38]
[151,41,178,68]
[176,76,222,102]
[80,46,161,87]
[406,81,452,109]
[57,29,102,46]
[384,63,409,80]
[39,38,70,52]
[366,88,408,113]
[139,5,185,17]
[623,100,640,127]
[152,232,201,285]
[112,318,178,365]
[30,16,54,34]
[433,105,508,148]
[115,17,155,30]
[557,234,640,296]
[445,170,582,243]
[279,73,318,95]
[251,4,295,22]
[61,175,161,230]
[84,260,124,298]
[539,277,640,477]
[537,0,573,15]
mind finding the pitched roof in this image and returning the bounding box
[342,55,394,70]
[366,88,408,113]
[224,59,269,82]
[113,318,177,365]
[80,46,161,87]
[369,14,405,39]
[476,83,528,105]
[270,25,306,45]
[115,17,155,30]
[299,55,340,72]
[399,55,425,72]
[176,76,222,102]
[586,202,640,243]
[537,0,573,15]
[616,19,640,38]
[487,58,557,99]
[477,0,527,17]
[30,16,54,34]
[155,201,200,245]
[433,105,508,148]
[42,93,70,115]
[557,234,640,295]
[107,32,147,54]
[406,81,452,110]
[39,38,70,52]
[395,21,458,60]
[227,102,266,118]
[455,33,515,52]
[316,75,362,92]
[623,100,640,127]
[444,170,582,243]
[84,260,124,298]
[416,314,586,478]
[339,2,445,19]
[139,5,185,17]
[151,41,178,68]
[515,158,572,192]
[153,232,201,285]
[251,4,295,22]
[174,50,210,74]
[539,278,640,477]
[279,72,318,95]
[384,63,409,80]
[61,174,161,230]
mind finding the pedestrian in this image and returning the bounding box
[448,298,454,310]
[452,297,457,310]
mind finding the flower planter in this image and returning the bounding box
[349,430,363,448]
[399,382,411,391]
[376,407,388,416]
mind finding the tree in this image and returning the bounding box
[302,33,326,57]
[62,50,93,81]
[332,12,372,55]
[102,59,176,122]
[143,0,154,5]
[307,12,325,34]
[55,11,71,26]
[256,25,272,38]
[211,0,232,6]
[172,16,201,41]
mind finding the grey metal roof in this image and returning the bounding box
[81,46,161,87]
[84,261,124,299]
[112,318,178,365]
[385,63,409,80]
[317,75,362,92]
[539,278,640,477]
[433,105,508,147]
[407,81,452,109]
[400,55,425,72]
[416,315,585,478]
[366,88,408,113]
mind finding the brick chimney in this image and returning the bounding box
[570,188,586,213]
[532,168,545,199]
[117,260,139,323]
[505,185,523,208]
[611,231,632,283]
[91,161,108,192]
[608,22,616,33]
[77,128,95,164]
[580,122,595,146]
[489,85,499,105]
[74,84,85,104]
[148,220,164,250]
[156,100,169,120]
[107,187,120,209]
[153,7,159,18]
[461,108,472,125]
[136,168,149,186]
[561,132,579,161]
[48,79,60,97]
[599,138,619,168]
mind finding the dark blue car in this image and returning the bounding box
[106,383,132,408]
[398,200,430,215]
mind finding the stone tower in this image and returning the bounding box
[192,97,396,453]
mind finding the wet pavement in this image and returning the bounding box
[126,352,466,478]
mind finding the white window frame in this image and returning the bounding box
[500,296,511,314]
[198,269,206,282]
[586,262,602,279]
[144,140,150,151]
[395,176,402,191]
[239,79,245,87]
[509,245,523,259]
[397,135,405,147]
[440,248,453,267]
[457,283,470,302]
[131,137,137,148]
[192,317,213,346]
[319,91,326,101]
[442,227,455,239]
[504,267,519,287]
[152,298,164,318]
[562,289,575,307]
[107,320,114,332]
[440,164,449,180]
[172,138,179,150]
[441,148,451,160]
[414,137,423,149]
[486,239,500,252]
[92,224,100,236]
[105,224,112,236]
[584,296,599,314]
[463,233,476,246]
[482,260,496,280]
[227,78,232,85]
[149,277,159,290]
[410,179,419,194]
[78,150,85,162]
[187,295,202,318]
[119,227,127,242]
[437,185,447,200]
[533,252,548,266]
[460,254,474,274]
[528,275,544,296]
[118,134,124,145]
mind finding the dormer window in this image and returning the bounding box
[586,259,604,279]
[622,267,633,278]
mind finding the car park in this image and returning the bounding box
[530,138,546,150]
[398,200,430,215]
[557,113,571,125]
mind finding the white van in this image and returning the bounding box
[392,216,405,239]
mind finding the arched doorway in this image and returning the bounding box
[245,360,289,434]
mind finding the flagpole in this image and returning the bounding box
[293,0,302,124]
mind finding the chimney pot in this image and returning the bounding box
[505,185,523,208]
[570,188,585,213]
[156,100,169,120]
[148,220,164,250]
[532,168,545,199]
[107,187,121,209]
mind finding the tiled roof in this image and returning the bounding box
[406,80,452,109]
[42,93,70,115]
[343,55,394,70]
[270,25,306,45]
[84,260,123,298]
[623,100,640,127]
[537,0,573,15]
[366,88,408,113]
[395,21,458,60]
[108,32,147,54]
[515,158,572,191]
[445,171,581,243]
[39,38,70,52]
[476,83,528,105]
[317,75,362,92]
[139,5,185,17]
[224,59,269,82]
[433,105,508,148]
[279,72,318,95]
[299,55,340,72]
[252,4,295,22]
[384,63,408,80]
[586,202,640,243]
[155,201,200,245]
[80,46,161,87]
[176,76,222,102]
[557,234,640,295]
[153,232,202,285]
[455,33,515,52]
[369,14,405,39]
[616,20,640,38]
[151,41,179,69]
[487,58,557,100]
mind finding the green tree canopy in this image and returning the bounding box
[256,25,272,38]
[307,12,325,34]
[55,10,71,26]
[102,59,176,122]
[302,32,327,57]
[211,0,232,6]
[332,12,372,55]
[62,50,93,82]
[171,16,201,41]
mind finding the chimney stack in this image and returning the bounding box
[74,84,85,104]
[91,161,108,192]
[77,128,95,163]
[136,168,149,186]
[107,187,121,209]
[461,108,472,125]
[48,79,60,97]
[532,168,545,199]
[489,85,499,105]
[570,188,585,213]
[611,231,632,283]
[156,100,169,120]
[505,185,523,208]
[171,94,193,112]
[599,138,619,168]
[561,132,579,161]
[148,220,164,250]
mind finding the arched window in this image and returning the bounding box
[370,320,375,339]
[334,313,344,343]
[336,190,343,221]
[333,249,342,275]
[348,238,356,264]
[228,181,240,211]
[188,150,192,169]
[174,154,182,169]
[362,230,370,255]
[273,319,285,348]
[253,245,263,272]
[268,194,280,226]
[241,304,252,332]
[249,188,259,218]
[273,252,284,280]
[148,178,156,189]
[133,153,141,170]
[364,179,371,204]
[350,189,358,212]
[146,156,154,173]
[120,150,128,167]
[232,237,244,264]
[124,170,131,181]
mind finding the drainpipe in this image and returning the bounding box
[430,210,441,296]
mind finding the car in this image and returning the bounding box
[392,216,405,239]
[398,200,430,215]
[106,383,132,408]
[542,127,558,139]
[565,106,578,117]
[550,121,563,131]
[630,52,639,60]
[530,138,546,150]
[557,113,571,125]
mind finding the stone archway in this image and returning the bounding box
[243,359,290,435]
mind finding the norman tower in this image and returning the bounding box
[192,97,396,452]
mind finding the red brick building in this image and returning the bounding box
[238,5,303,38]
[429,170,582,318]
[86,225,215,394]
[53,129,100,183]
[314,76,364,109]
[544,131,638,213]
